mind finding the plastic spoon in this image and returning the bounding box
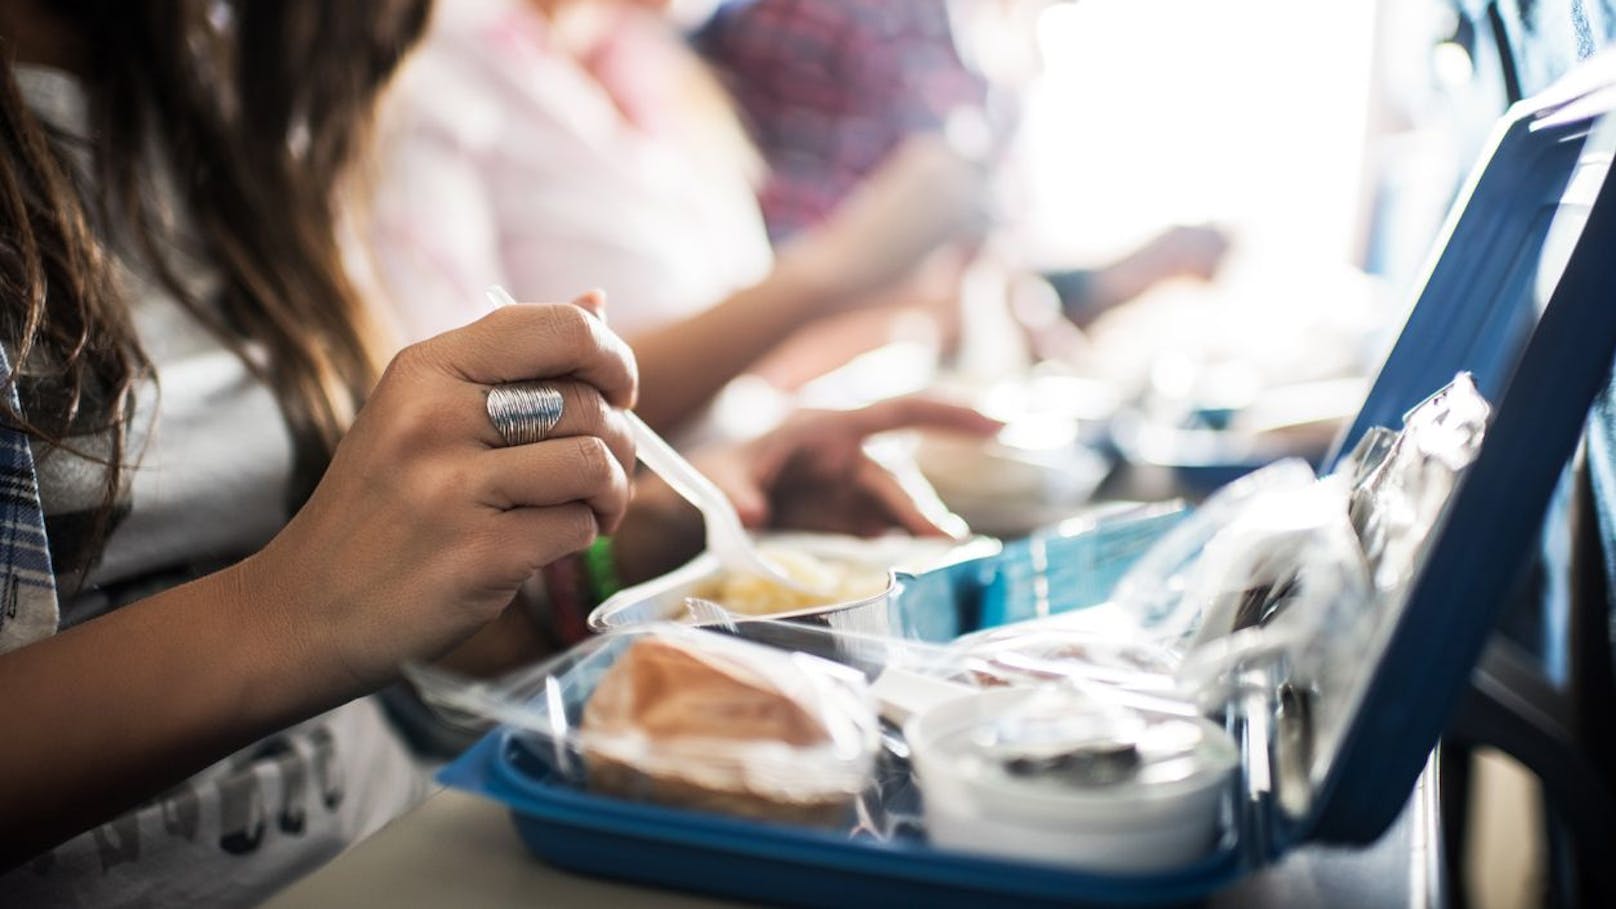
[484,286,827,598]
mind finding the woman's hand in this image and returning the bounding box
[614,398,1000,585]
[241,299,638,691]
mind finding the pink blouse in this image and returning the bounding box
[367,0,773,342]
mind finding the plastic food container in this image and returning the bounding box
[906,687,1237,872]
[588,534,999,639]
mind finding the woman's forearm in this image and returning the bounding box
[0,293,652,867]
[0,561,356,864]
[627,257,831,433]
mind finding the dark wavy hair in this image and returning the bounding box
[0,0,432,565]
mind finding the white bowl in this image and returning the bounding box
[906,687,1236,872]
[587,534,998,639]
[915,431,1111,538]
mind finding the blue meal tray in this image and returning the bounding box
[441,60,1616,906]
[441,730,1245,909]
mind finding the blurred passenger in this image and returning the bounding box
[698,0,1231,329]
[0,1,995,903]
[369,0,990,435]
[699,0,991,242]
[1041,226,1230,329]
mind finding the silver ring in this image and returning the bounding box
[486,382,565,446]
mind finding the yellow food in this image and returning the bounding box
[692,547,888,616]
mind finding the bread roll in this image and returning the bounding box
[580,636,857,826]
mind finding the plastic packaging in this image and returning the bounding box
[1149,374,1490,790]
[409,624,881,827]
[1304,373,1490,776]
[1109,459,1319,643]
[1346,374,1490,599]
[1171,473,1372,709]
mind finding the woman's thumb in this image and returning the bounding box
[572,288,609,325]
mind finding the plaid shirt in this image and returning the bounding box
[0,343,59,652]
[698,0,988,241]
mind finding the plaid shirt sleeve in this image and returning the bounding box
[699,0,989,240]
[0,343,60,652]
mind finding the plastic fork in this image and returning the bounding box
[484,286,826,598]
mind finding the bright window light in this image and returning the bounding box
[1018,0,1377,271]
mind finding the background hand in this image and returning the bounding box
[693,397,1000,538]
[1129,224,1231,283]
[613,397,999,586]
[1077,224,1233,320]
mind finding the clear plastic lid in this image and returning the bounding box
[949,622,1179,693]
[904,684,1238,835]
